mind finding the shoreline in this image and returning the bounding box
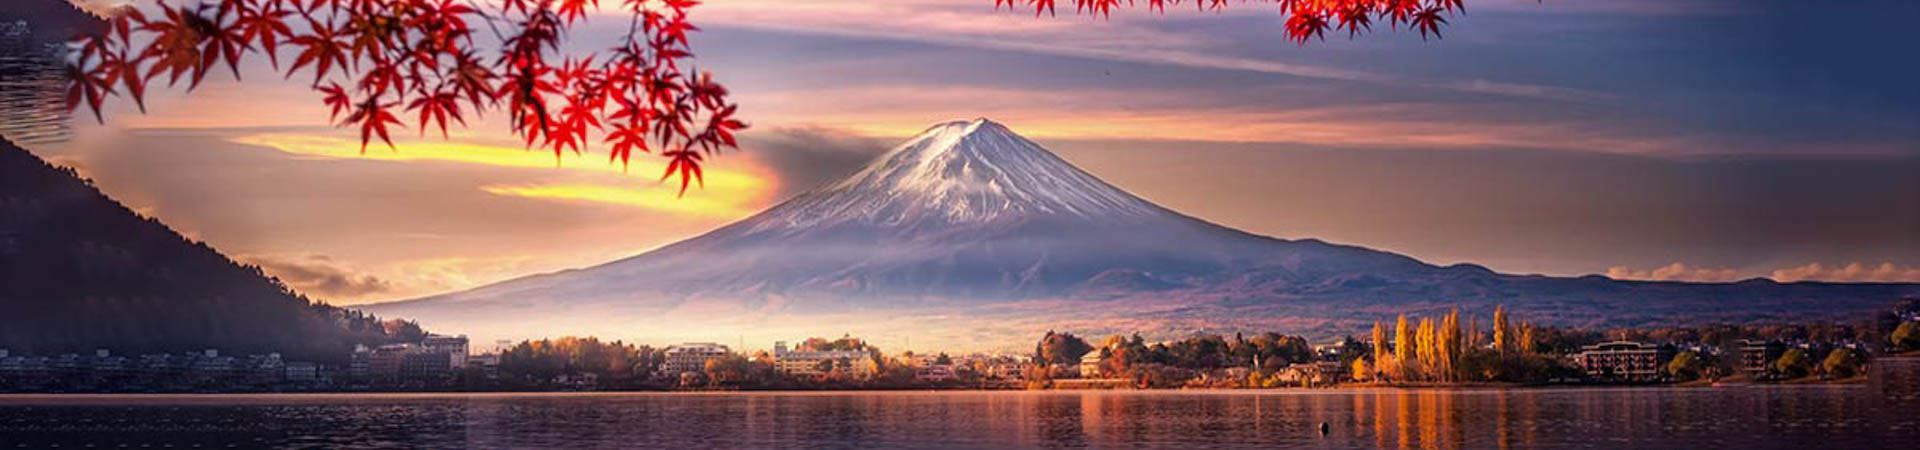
[0,380,1873,399]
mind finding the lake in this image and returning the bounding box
[2,381,1916,449]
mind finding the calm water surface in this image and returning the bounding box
[2,380,1917,449]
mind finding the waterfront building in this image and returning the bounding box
[422,334,470,369]
[1576,341,1675,382]
[284,361,320,383]
[915,364,957,382]
[368,343,454,385]
[1739,339,1786,376]
[1078,352,1104,378]
[770,342,873,379]
[663,343,730,375]
[987,362,1026,381]
[349,344,371,382]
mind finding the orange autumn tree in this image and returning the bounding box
[65,0,744,194]
[998,0,1467,43]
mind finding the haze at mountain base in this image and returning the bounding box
[363,119,1919,350]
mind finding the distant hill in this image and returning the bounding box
[367,119,1919,347]
[0,139,417,362]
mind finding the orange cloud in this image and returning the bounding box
[1605,263,1742,282]
[231,132,772,217]
[1770,262,1920,283]
[480,182,763,218]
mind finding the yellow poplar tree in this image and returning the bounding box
[1519,321,1537,354]
[1416,317,1437,381]
[1394,314,1415,382]
[1443,309,1451,378]
[1371,320,1391,380]
[1492,305,1511,354]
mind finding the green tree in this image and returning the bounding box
[1665,351,1707,381]
[1773,348,1813,379]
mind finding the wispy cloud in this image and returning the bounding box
[697,0,1609,102]
[480,182,763,217]
[1605,263,1742,282]
[240,253,395,302]
[1771,262,1920,283]
[230,132,773,216]
[1606,261,1920,283]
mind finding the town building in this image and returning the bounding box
[663,343,730,375]
[987,362,1027,380]
[770,342,873,379]
[915,364,958,382]
[367,343,454,385]
[284,362,320,383]
[1576,341,1675,382]
[1739,339,1786,376]
[422,334,470,369]
[1078,352,1105,378]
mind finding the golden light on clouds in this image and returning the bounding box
[231,132,772,217]
[480,183,761,217]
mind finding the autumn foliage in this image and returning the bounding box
[998,0,1467,43]
[63,0,1472,195]
[65,0,745,194]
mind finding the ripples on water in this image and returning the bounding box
[0,22,73,146]
[2,362,1917,450]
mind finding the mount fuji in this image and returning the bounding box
[364,119,1917,347]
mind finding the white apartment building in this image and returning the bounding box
[772,341,875,379]
[663,342,731,375]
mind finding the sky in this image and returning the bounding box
[14,0,1920,305]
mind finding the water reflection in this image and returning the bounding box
[0,24,72,146]
[0,384,1916,448]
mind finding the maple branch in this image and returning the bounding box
[66,0,746,195]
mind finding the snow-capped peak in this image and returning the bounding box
[751,118,1163,230]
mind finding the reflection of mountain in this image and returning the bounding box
[367,119,1918,342]
[0,139,413,362]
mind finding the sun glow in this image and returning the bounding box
[231,133,771,217]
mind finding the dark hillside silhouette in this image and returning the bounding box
[0,139,418,362]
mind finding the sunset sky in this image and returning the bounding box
[19,0,1920,305]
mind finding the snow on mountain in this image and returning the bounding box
[751,118,1162,231]
[362,118,1918,346]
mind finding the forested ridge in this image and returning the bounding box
[0,139,418,362]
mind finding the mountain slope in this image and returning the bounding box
[0,139,415,362]
[366,119,1918,345]
[381,119,1432,307]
